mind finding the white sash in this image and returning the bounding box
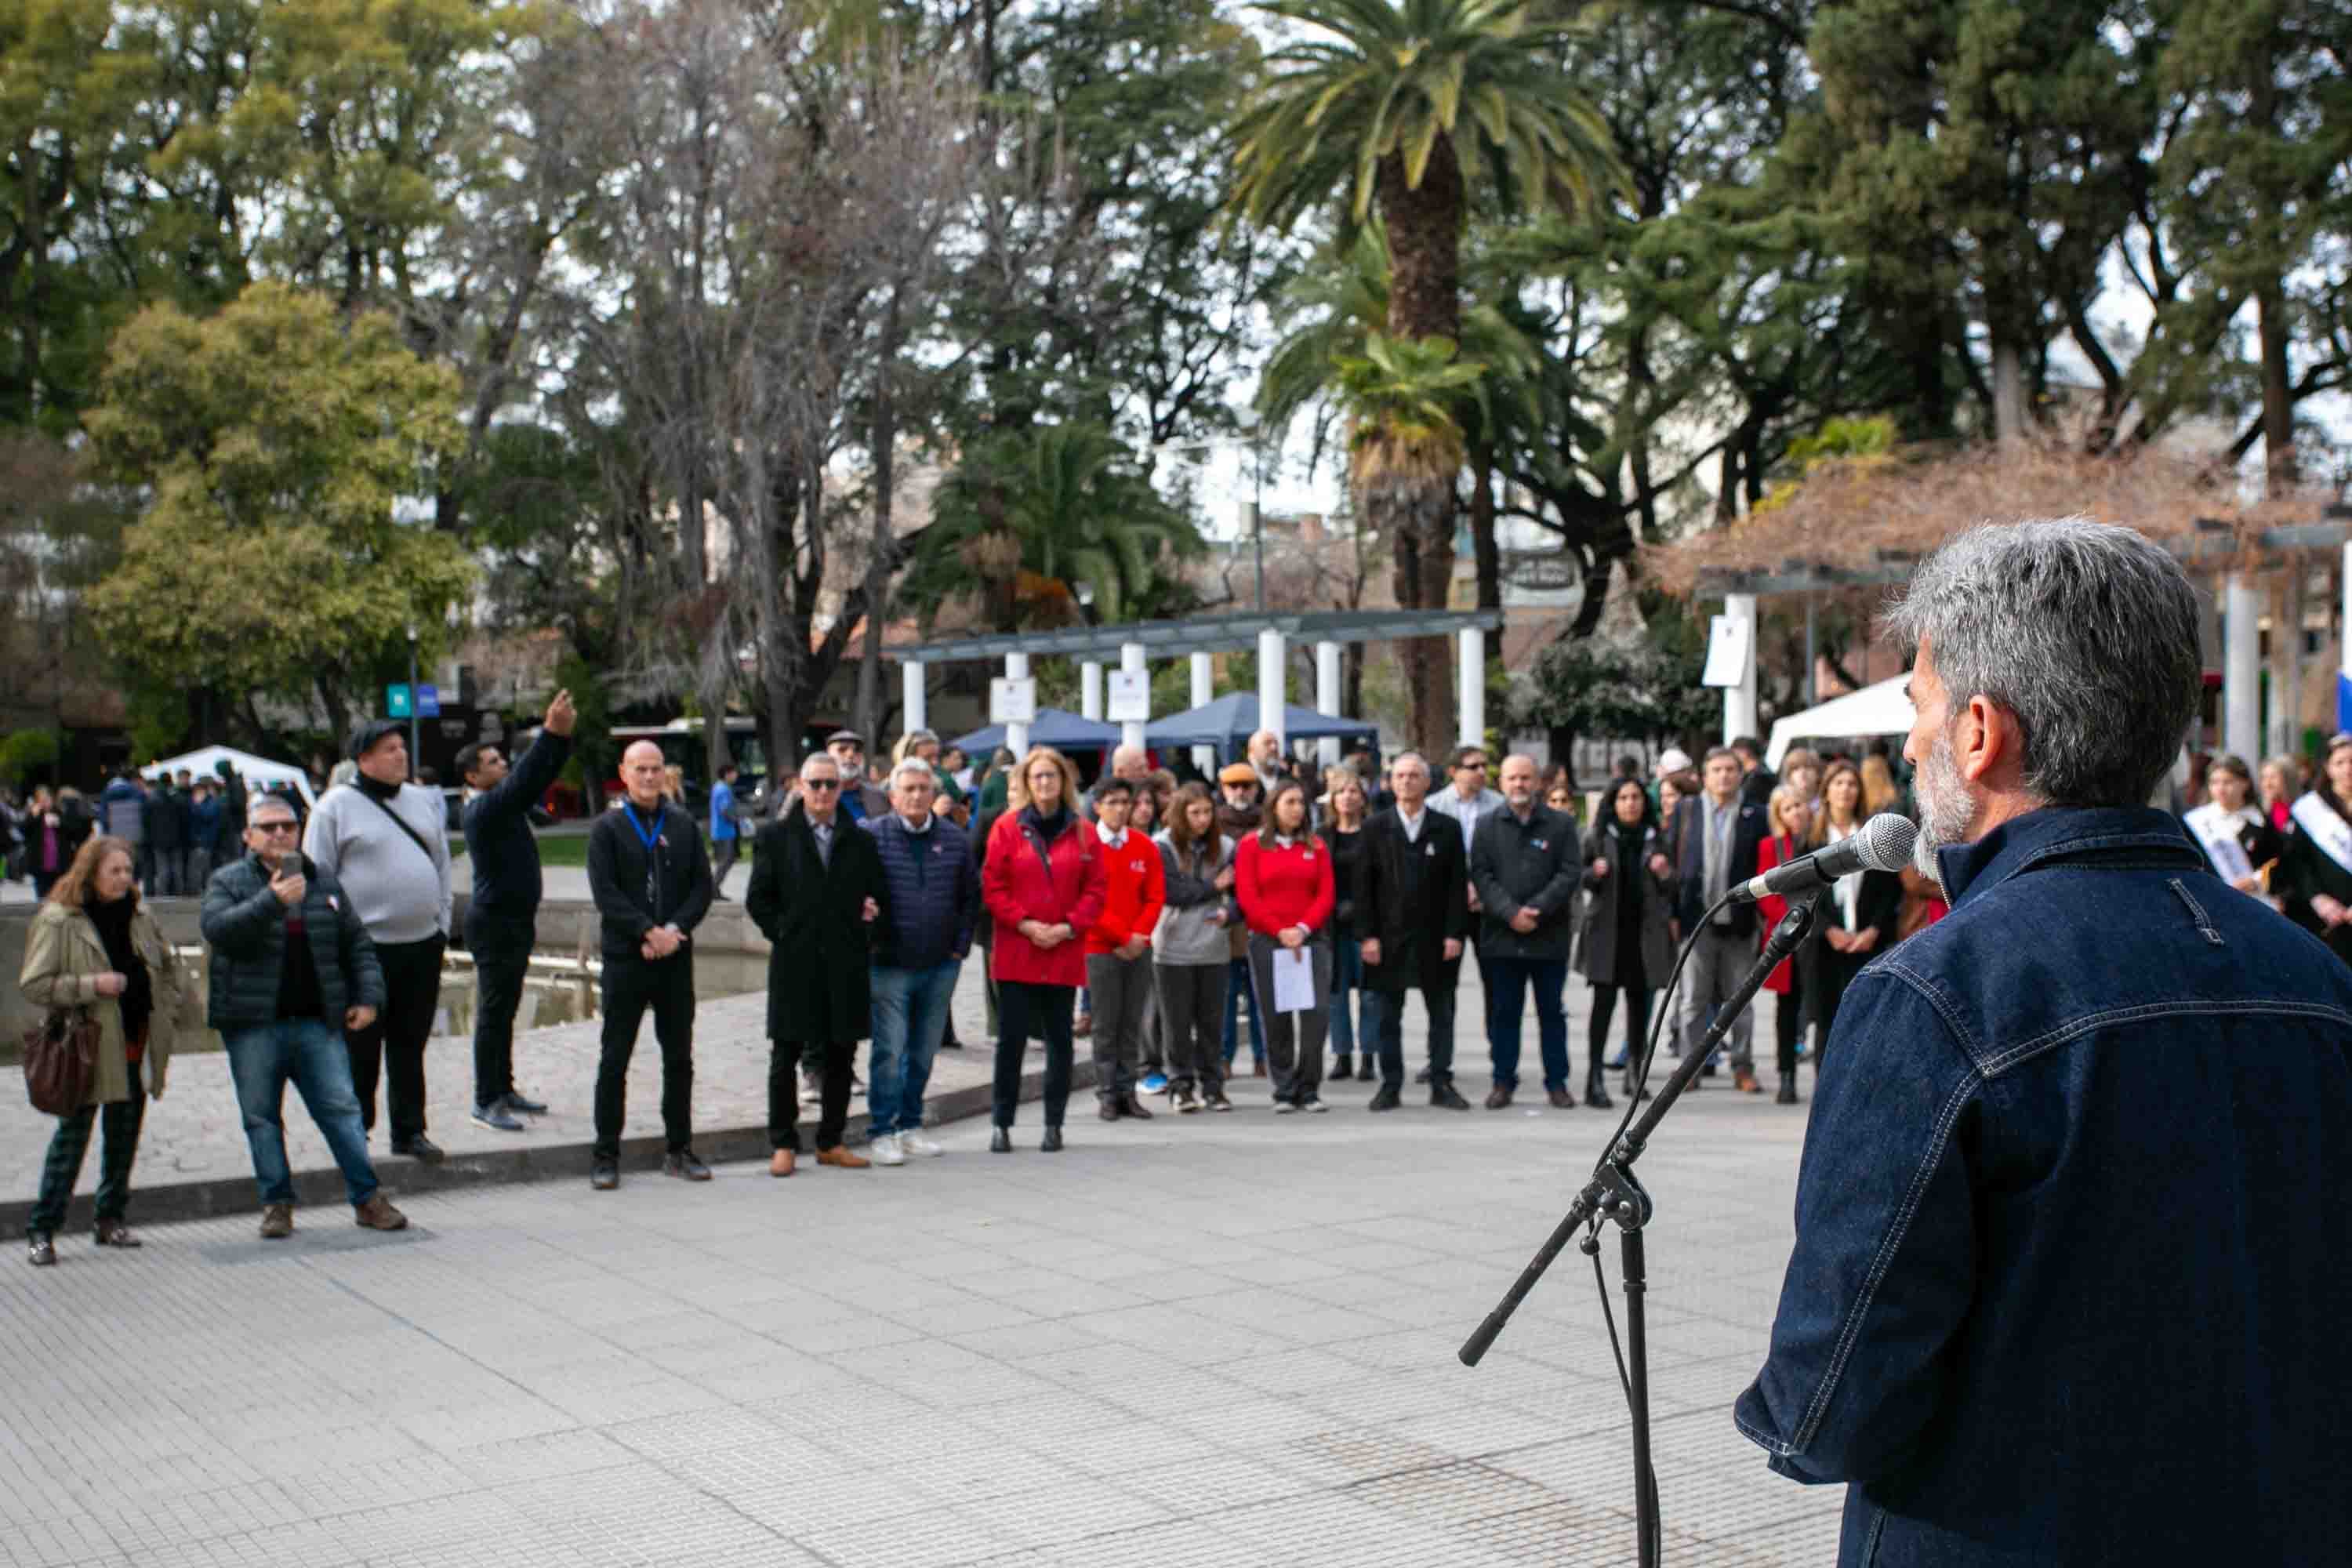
[2290,792,2352,877]
[2183,803,2256,884]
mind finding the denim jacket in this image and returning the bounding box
[1735,807,2352,1567]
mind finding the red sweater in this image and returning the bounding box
[1085,824,1167,955]
[1235,832,1334,938]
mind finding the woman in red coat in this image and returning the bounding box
[1753,786,1816,1106]
[982,747,1105,1152]
[1234,778,1336,1112]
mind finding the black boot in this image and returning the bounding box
[1584,1061,1613,1111]
[1777,1075,1800,1105]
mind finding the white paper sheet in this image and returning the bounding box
[1272,945,1316,1014]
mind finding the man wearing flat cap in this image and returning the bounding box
[823,730,891,825]
[303,720,455,1161]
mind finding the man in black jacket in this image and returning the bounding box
[1674,746,1772,1091]
[456,689,575,1132]
[1469,755,1584,1109]
[585,739,714,1189]
[200,794,405,1239]
[746,752,887,1174]
[1356,752,1475,1111]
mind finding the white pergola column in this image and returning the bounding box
[1080,660,1104,721]
[2277,568,2304,757]
[1457,626,1486,750]
[1722,593,1759,746]
[1191,651,1217,774]
[1257,628,1286,753]
[1120,641,1147,754]
[2224,572,2261,762]
[1315,641,1343,767]
[901,659,926,737]
[1004,652,1030,760]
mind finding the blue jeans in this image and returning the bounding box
[222,1018,381,1208]
[1486,956,1570,1091]
[1330,937,1377,1058]
[1220,954,1266,1067]
[869,959,960,1136]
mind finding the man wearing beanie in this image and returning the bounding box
[303,720,456,1161]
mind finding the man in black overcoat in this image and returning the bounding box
[1356,750,1475,1111]
[746,751,887,1174]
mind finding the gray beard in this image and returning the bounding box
[1911,724,1975,897]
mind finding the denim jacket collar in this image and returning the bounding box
[1936,804,2201,908]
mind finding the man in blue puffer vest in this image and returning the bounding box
[859,759,979,1164]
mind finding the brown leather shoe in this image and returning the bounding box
[1546,1087,1577,1110]
[1485,1086,1513,1109]
[769,1148,797,1178]
[816,1146,870,1170]
[354,1196,408,1231]
[1116,1095,1154,1120]
[93,1220,141,1248]
[259,1204,294,1240]
[1733,1069,1762,1094]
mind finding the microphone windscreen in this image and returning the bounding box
[1857,813,1920,873]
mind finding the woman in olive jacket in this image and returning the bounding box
[19,835,192,1265]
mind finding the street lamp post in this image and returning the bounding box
[405,623,419,779]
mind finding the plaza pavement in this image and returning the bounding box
[0,942,1842,1568]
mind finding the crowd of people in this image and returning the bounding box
[15,655,2352,1257]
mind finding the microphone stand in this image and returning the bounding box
[1457,892,1824,1568]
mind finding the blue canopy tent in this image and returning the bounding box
[1142,694,1378,758]
[950,707,1121,757]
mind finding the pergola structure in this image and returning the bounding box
[890,607,1505,764]
[1646,437,2352,756]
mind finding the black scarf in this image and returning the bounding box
[1608,818,1650,913]
[1022,804,1071,840]
[356,771,401,803]
[85,892,153,1047]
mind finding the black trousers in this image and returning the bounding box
[1372,980,1457,1089]
[993,980,1074,1128]
[771,1040,853,1151]
[467,912,535,1107]
[347,933,446,1142]
[28,1092,147,1233]
[1774,964,1807,1080]
[1590,983,1653,1080]
[593,955,695,1158]
[710,838,739,897]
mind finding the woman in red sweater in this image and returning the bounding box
[982,748,1106,1152]
[1234,778,1335,1112]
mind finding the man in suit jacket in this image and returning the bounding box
[1356,752,1475,1111]
[746,751,887,1174]
[1673,746,1772,1091]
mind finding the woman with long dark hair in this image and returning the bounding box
[18,835,191,1265]
[1317,767,1375,1083]
[2184,753,2284,909]
[981,747,1107,1149]
[1234,778,1334,1112]
[2284,734,2352,964]
[1577,778,1671,1105]
[1153,783,1236,1113]
[1753,785,1817,1105]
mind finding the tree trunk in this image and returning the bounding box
[855,290,903,745]
[1991,336,2027,444]
[1469,447,1500,611]
[2256,287,2296,493]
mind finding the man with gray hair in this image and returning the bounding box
[1737,519,2352,1565]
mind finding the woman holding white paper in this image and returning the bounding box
[1234,779,1335,1113]
[2183,753,2281,908]
[2282,734,2352,964]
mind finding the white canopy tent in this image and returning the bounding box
[1765,676,1915,768]
[142,745,317,806]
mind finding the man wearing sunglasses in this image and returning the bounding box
[199,793,406,1239]
[584,740,715,1190]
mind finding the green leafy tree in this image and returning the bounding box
[913,423,1205,633]
[84,282,474,742]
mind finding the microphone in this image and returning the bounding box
[1731,812,1917,903]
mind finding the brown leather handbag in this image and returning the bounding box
[22,1007,97,1116]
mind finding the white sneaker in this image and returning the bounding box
[898,1130,943,1158]
[869,1134,906,1167]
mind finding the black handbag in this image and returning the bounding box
[22,1007,97,1116]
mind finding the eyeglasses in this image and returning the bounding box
[802,779,841,790]
[252,822,298,836]
[1461,760,1487,770]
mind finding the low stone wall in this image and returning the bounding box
[0,896,773,1058]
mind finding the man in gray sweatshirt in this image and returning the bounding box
[303,720,455,1161]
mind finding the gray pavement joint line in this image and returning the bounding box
[284,1236,828,1563]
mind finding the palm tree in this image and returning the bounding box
[1229,0,1620,744]
[1336,332,1486,746]
[915,423,1204,634]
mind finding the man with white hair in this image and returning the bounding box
[858,759,977,1163]
[1247,730,1285,797]
[1737,519,2352,1565]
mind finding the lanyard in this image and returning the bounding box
[627,804,663,913]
